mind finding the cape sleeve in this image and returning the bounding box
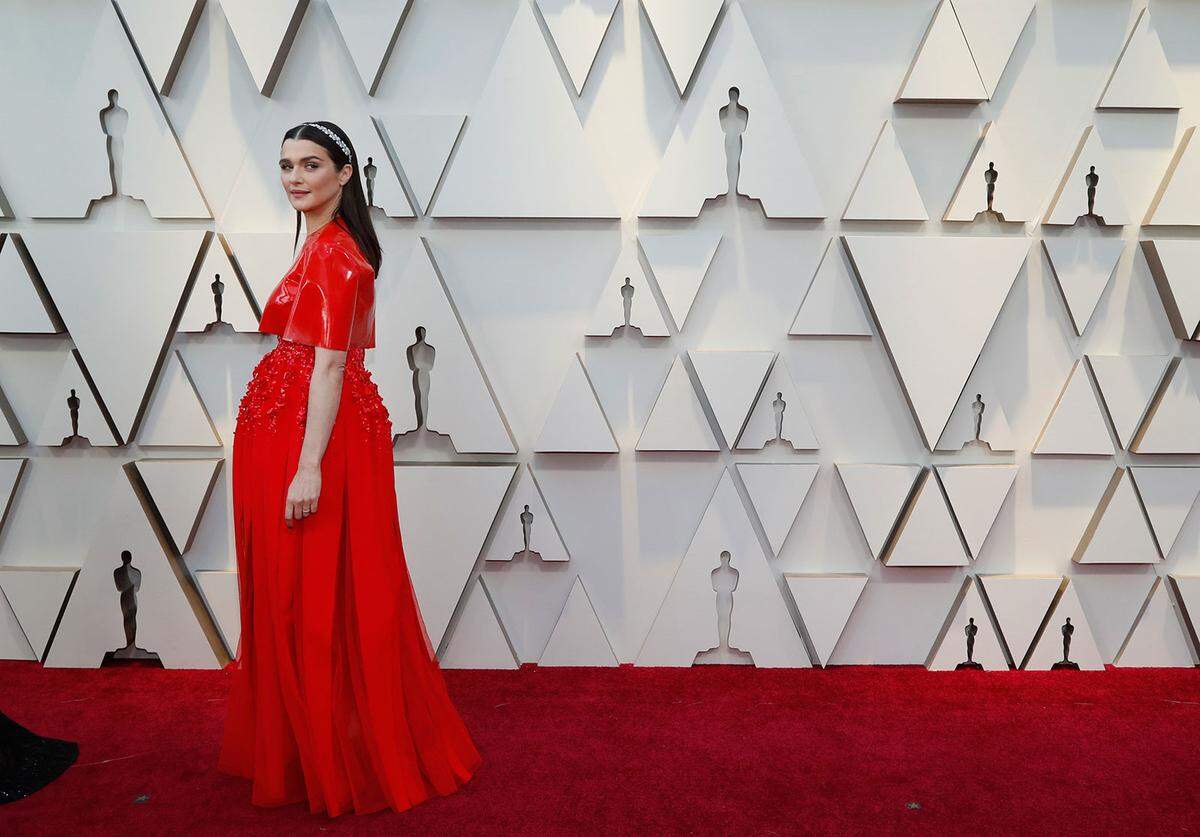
[279,244,370,351]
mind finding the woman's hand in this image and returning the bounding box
[284,462,322,528]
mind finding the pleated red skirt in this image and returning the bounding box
[218,337,482,816]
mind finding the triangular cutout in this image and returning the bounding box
[944,121,1033,222]
[220,0,309,96]
[843,234,1030,448]
[137,350,223,446]
[534,0,619,95]
[936,387,1015,451]
[1087,354,1171,449]
[884,469,969,567]
[736,356,820,451]
[485,464,571,563]
[836,463,921,560]
[926,577,1007,670]
[585,241,670,337]
[132,458,223,555]
[1033,359,1112,455]
[640,0,724,96]
[789,239,872,337]
[843,121,928,221]
[535,353,618,453]
[737,463,820,557]
[1073,468,1160,564]
[1043,125,1131,226]
[639,230,722,333]
[895,0,987,103]
[1024,579,1105,670]
[539,576,618,666]
[382,113,465,215]
[440,577,520,669]
[1097,7,1180,111]
[1041,235,1126,336]
[784,573,867,666]
[433,3,618,217]
[636,355,720,451]
[977,575,1064,668]
[34,351,120,447]
[178,236,259,333]
[935,465,1018,559]
[326,0,412,95]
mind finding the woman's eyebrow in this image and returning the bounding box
[279,155,323,163]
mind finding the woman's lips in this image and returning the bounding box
[290,190,309,196]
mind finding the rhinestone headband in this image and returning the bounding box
[306,122,352,163]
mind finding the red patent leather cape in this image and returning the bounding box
[257,219,376,350]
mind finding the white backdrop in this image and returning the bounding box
[1,0,1200,669]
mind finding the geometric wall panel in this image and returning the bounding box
[433,3,618,217]
[1130,467,1200,560]
[1172,576,1200,659]
[1072,468,1160,565]
[638,468,810,668]
[0,458,25,537]
[219,0,310,97]
[952,0,1035,98]
[935,464,1018,559]
[222,232,298,310]
[534,353,619,453]
[1043,125,1131,226]
[439,576,520,670]
[394,464,517,651]
[895,0,987,103]
[131,458,223,556]
[113,0,206,96]
[836,463,921,560]
[639,4,825,218]
[1141,239,1200,340]
[194,569,241,659]
[1145,127,1200,226]
[1024,578,1105,670]
[1087,354,1171,450]
[0,235,58,334]
[944,121,1035,222]
[843,120,927,221]
[736,463,820,557]
[0,1,210,218]
[1132,358,1200,454]
[485,464,571,563]
[44,465,224,668]
[639,0,724,96]
[535,0,619,96]
[585,241,670,338]
[937,387,1015,452]
[1112,577,1195,668]
[978,574,1064,668]
[843,234,1030,449]
[0,566,78,661]
[689,350,775,449]
[136,350,224,447]
[326,0,412,96]
[926,577,1008,671]
[1041,236,1126,336]
[789,238,873,338]
[639,230,723,333]
[537,575,619,666]
[33,352,121,448]
[1096,8,1180,112]
[883,469,969,567]
[736,356,820,451]
[784,573,868,667]
[21,229,204,444]
[371,240,517,453]
[1033,359,1112,456]
[177,237,260,333]
[383,113,466,215]
[637,355,721,452]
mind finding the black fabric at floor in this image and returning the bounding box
[0,710,78,805]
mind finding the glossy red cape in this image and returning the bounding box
[257,219,376,351]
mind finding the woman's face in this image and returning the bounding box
[279,138,351,214]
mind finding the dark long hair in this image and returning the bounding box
[282,120,382,276]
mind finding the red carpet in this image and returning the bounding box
[1,661,1197,835]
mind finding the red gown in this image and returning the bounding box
[217,218,482,816]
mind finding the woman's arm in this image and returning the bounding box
[284,346,348,528]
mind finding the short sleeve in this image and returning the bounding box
[280,244,370,351]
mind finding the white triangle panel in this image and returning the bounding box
[534,353,618,453]
[1113,577,1195,667]
[640,0,723,95]
[0,459,25,533]
[895,0,987,103]
[440,577,520,669]
[1133,359,1200,454]
[784,573,867,667]
[1097,8,1180,111]
[736,357,819,451]
[178,237,259,333]
[936,388,1015,452]
[538,576,618,666]
[737,463,820,557]
[535,0,619,95]
[0,566,78,660]
[1145,128,1200,226]
[586,242,670,337]
[884,470,969,567]
[433,3,618,218]
[935,465,1018,559]
[944,121,1034,222]
[639,230,722,333]
[1041,236,1125,336]
[223,232,298,310]
[114,0,205,96]
[636,356,720,451]
[637,469,810,667]
[1043,125,1131,226]
[1024,580,1105,670]
[486,464,571,563]
[34,352,120,448]
[689,350,775,449]
[952,0,1035,97]
[219,0,308,96]
[789,239,872,338]
[1130,467,1200,560]
[843,121,928,221]
[383,114,466,215]
[137,350,223,447]
[1087,354,1170,449]
[926,578,1007,670]
[133,458,223,555]
[0,235,57,334]
[326,0,412,95]
[978,574,1064,668]
[1034,360,1112,455]
[195,570,241,658]
[836,464,921,560]
[1141,239,1200,339]
[1073,468,1160,565]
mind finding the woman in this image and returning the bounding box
[217,121,482,816]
